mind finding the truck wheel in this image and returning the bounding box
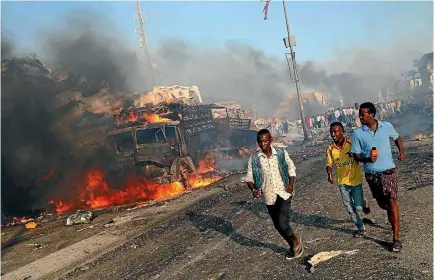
[180,163,193,191]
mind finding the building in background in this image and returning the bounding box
[275,91,325,119]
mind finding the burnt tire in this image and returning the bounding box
[180,163,193,191]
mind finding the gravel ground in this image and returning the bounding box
[3,112,432,280]
[60,136,433,280]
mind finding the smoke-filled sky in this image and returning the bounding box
[3,1,432,116]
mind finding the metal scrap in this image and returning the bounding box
[66,210,94,226]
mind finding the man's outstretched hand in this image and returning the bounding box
[327,174,334,184]
[398,153,406,161]
[252,189,261,198]
[285,184,294,194]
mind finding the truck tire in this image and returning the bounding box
[180,163,193,191]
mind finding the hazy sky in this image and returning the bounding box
[2,1,432,62]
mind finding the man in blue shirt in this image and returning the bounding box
[351,102,405,252]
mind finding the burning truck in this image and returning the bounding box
[106,101,257,189]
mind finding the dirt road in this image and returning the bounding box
[58,137,432,280]
[3,112,432,280]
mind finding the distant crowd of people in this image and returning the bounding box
[296,100,403,131]
[253,99,405,138]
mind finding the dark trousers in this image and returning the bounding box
[266,196,293,246]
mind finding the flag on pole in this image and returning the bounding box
[262,0,271,20]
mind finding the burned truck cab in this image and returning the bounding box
[106,121,196,186]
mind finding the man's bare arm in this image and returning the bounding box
[394,137,404,154]
[353,153,371,163]
[289,176,295,186]
[246,182,255,191]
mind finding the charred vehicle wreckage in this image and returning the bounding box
[106,102,257,189]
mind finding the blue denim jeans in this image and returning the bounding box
[339,184,366,231]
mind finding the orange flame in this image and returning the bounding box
[49,167,220,214]
[196,154,217,174]
[48,200,73,214]
[143,113,171,123]
[39,169,55,182]
[127,110,139,123]
[6,216,35,226]
[189,175,221,188]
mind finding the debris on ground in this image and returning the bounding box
[305,237,330,244]
[27,243,43,250]
[126,203,148,211]
[413,134,426,141]
[307,249,359,273]
[76,225,95,232]
[25,222,38,229]
[5,217,35,227]
[66,210,94,226]
[103,215,133,228]
[130,244,139,249]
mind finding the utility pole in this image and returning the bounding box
[135,0,155,88]
[282,0,309,141]
[322,89,326,114]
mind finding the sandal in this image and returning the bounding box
[353,230,366,238]
[286,237,304,260]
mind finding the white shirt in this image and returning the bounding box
[334,110,340,118]
[246,146,296,205]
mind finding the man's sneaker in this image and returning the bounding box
[353,230,366,238]
[392,240,402,252]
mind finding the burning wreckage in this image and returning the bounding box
[1,54,258,225]
[107,101,257,190]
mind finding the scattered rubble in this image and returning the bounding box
[103,216,133,228]
[66,210,94,226]
[27,243,44,250]
[412,133,433,141]
[76,225,95,232]
[306,249,359,273]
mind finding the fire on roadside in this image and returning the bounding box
[7,217,35,226]
[196,154,217,174]
[48,167,221,215]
